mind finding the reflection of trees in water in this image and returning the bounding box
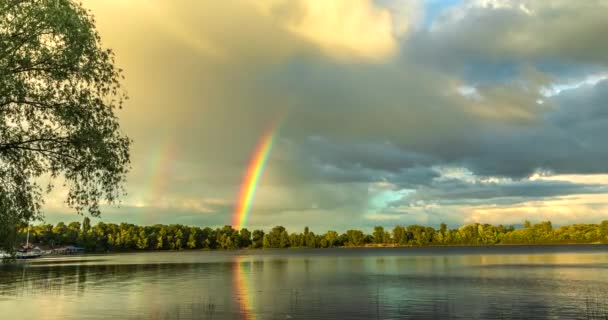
[585,295,608,320]
[388,275,608,320]
[261,272,608,320]
[0,262,231,297]
[476,294,608,320]
[125,301,219,320]
[1,257,608,320]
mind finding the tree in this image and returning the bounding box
[136,229,148,250]
[216,225,238,249]
[187,227,199,249]
[373,226,385,244]
[392,226,406,245]
[383,231,391,244]
[345,229,364,246]
[251,229,264,249]
[52,222,67,245]
[600,220,608,244]
[289,232,303,247]
[0,210,20,253]
[82,217,91,234]
[239,228,251,248]
[0,0,131,254]
[12,219,608,252]
[262,234,271,248]
[174,228,184,250]
[440,223,447,236]
[66,221,80,244]
[305,231,316,248]
[265,226,287,248]
[279,230,290,248]
[157,227,167,250]
[324,230,338,247]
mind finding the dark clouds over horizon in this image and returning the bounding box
[44,0,608,231]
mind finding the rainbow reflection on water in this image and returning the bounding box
[233,256,256,320]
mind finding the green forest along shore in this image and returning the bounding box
[15,219,608,252]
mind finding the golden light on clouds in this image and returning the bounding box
[466,194,608,225]
[530,173,608,185]
[137,3,225,59]
[83,0,224,59]
[252,0,400,61]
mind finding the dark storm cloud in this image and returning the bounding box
[410,0,608,71]
[461,80,608,178]
[273,75,608,183]
[402,179,607,205]
[300,138,438,173]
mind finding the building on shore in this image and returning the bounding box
[51,246,85,255]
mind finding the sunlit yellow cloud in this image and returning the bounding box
[530,173,608,185]
[83,0,224,59]
[465,194,608,225]
[251,0,400,61]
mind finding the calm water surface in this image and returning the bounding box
[1,245,608,319]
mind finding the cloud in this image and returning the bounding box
[251,0,406,61]
[42,0,608,230]
[418,0,608,67]
[465,79,608,178]
[464,193,608,225]
[403,173,606,205]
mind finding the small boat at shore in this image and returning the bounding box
[0,251,42,259]
[0,250,43,259]
[11,221,42,259]
[15,251,42,259]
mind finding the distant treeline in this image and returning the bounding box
[17,219,608,251]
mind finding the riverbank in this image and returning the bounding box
[25,241,608,256]
[15,220,608,253]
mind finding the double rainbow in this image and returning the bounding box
[232,120,282,230]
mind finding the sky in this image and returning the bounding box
[44,0,608,231]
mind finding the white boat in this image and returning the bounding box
[1,223,44,260]
[15,251,42,259]
[13,221,42,259]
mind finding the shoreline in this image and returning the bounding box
[35,242,608,256]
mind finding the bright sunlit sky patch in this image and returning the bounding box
[43,0,608,231]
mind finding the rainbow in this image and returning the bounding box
[232,122,280,230]
[142,129,177,225]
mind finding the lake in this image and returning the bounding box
[1,245,607,319]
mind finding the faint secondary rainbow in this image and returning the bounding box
[232,119,282,230]
[141,130,177,225]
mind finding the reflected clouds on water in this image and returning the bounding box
[0,246,608,319]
